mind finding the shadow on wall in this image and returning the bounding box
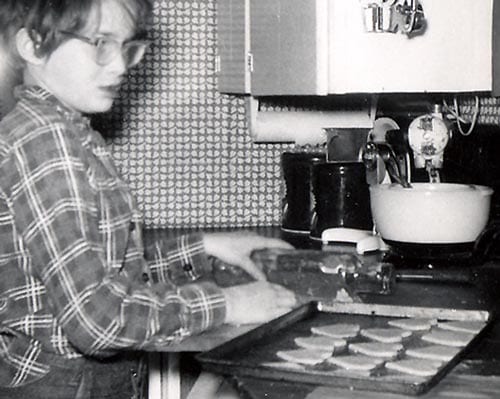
[90,103,126,139]
[0,48,23,119]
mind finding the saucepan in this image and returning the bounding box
[370,183,499,260]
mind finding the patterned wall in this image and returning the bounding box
[105,0,291,229]
[457,96,500,125]
[102,0,500,230]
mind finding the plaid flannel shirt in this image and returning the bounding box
[0,86,226,387]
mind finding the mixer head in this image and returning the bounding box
[408,107,450,170]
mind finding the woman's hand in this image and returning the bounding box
[222,281,297,325]
[203,232,294,280]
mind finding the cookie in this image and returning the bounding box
[326,354,385,372]
[405,345,459,362]
[294,335,346,352]
[387,317,437,331]
[385,358,442,377]
[349,342,403,358]
[311,323,360,339]
[437,320,486,334]
[276,348,332,365]
[421,329,474,347]
[360,327,412,343]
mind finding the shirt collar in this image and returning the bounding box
[14,85,106,147]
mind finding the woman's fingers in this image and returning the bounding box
[238,258,267,281]
[223,282,297,325]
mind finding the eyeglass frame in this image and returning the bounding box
[57,30,151,68]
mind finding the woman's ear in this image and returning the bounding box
[15,28,45,65]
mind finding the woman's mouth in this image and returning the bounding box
[100,84,121,97]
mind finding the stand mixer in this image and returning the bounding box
[321,108,453,255]
[364,108,497,263]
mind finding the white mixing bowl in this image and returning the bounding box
[370,183,494,244]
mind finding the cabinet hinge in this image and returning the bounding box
[246,52,254,73]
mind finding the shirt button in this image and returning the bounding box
[141,273,150,283]
[183,263,193,272]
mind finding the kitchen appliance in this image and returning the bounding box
[310,161,373,240]
[370,183,494,259]
[281,128,374,243]
[306,128,376,245]
[407,104,450,183]
[281,151,326,234]
[363,109,500,264]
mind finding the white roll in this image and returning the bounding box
[246,97,374,145]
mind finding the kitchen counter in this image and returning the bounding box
[144,226,500,398]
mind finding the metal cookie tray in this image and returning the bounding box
[197,302,491,396]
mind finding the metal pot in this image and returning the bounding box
[370,183,494,244]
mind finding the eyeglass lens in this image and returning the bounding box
[96,39,147,68]
[58,30,149,68]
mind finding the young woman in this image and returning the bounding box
[0,1,297,397]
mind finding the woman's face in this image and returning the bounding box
[28,0,138,114]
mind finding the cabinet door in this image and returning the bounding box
[328,0,493,93]
[218,0,496,95]
[217,0,250,93]
[250,0,329,95]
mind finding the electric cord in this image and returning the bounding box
[442,96,480,136]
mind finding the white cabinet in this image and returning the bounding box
[328,0,493,94]
[217,0,499,95]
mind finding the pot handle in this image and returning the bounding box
[472,221,500,262]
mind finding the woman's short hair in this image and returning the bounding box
[13,0,153,58]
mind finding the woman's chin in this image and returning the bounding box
[85,99,115,114]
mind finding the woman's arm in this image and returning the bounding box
[6,120,226,354]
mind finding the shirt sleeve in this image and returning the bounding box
[143,230,215,286]
[6,121,226,355]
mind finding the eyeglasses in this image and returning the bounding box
[58,30,150,68]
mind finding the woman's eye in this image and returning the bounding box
[94,38,108,48]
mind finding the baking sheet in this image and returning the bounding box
[196,302,491,396]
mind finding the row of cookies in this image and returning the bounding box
[273,318,485,377]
